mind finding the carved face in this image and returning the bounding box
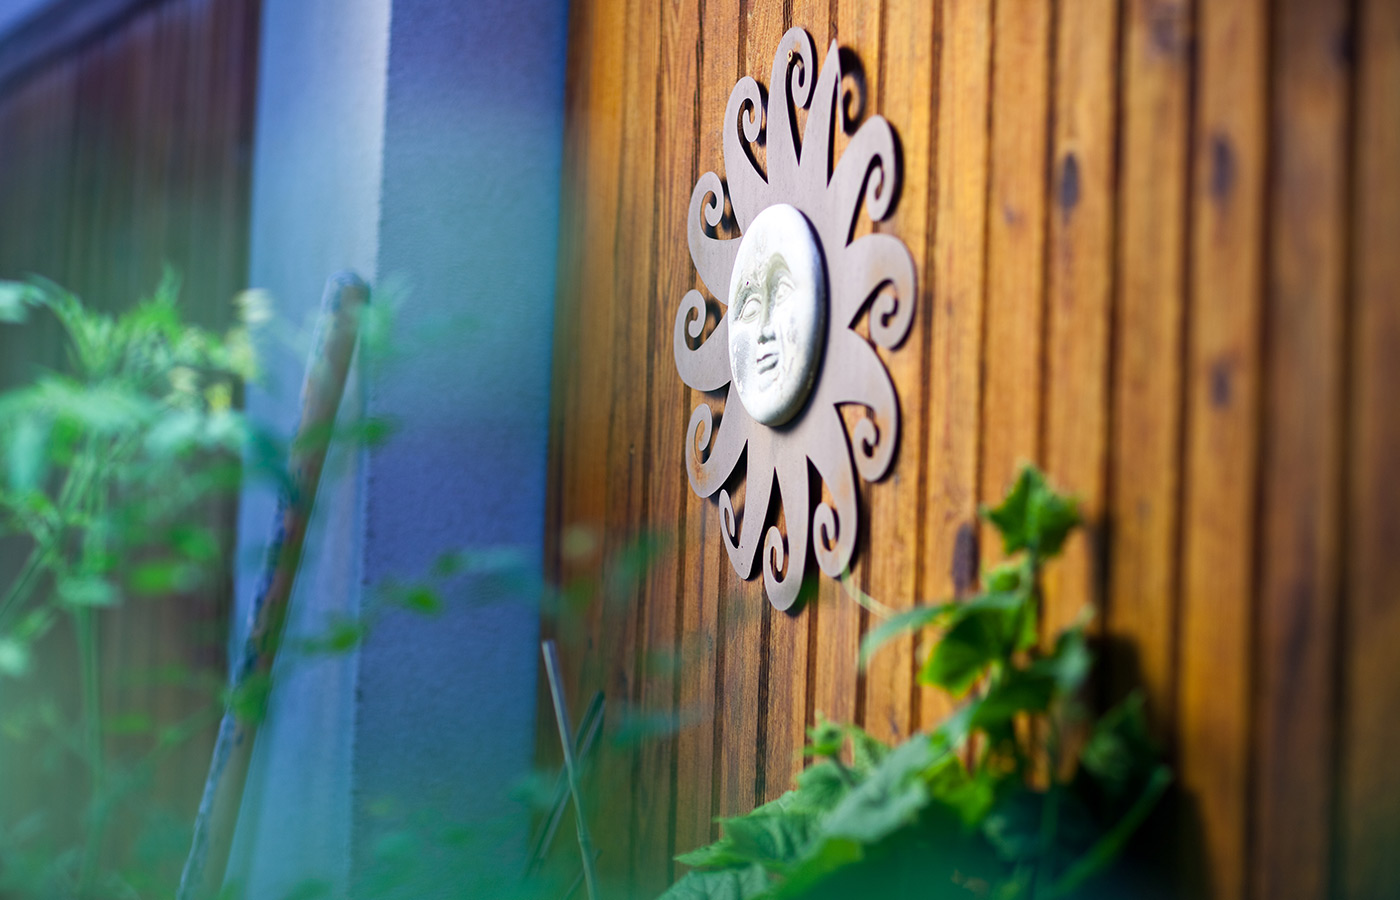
[727,204,827,426]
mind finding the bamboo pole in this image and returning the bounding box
[178,272,368,900]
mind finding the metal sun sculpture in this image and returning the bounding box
[673,27,916,611]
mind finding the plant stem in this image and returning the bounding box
[74,606,105,895]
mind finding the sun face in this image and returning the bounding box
[727,203,826,427]
[672,27,916,611]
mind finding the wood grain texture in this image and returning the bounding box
[1177,0,1267,896]
[1340,0,1400,895]
[545,0,1400,895]
[1041,0,1119,640]
[866,0,937,740]
[1107,0,1191,732]
[980,0,1051,564]
[673,0,739,857]
[1254,0,1351,897]
[919,0,991,734]
[629,0,702,888]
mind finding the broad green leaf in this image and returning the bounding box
[982,465,1080,557]
[679,791,824,870]
[918,597,1021,695]
[821,737,940,845]
[657,864,770,900]
[858,602,955,669]
[793,762,851,813]
[765,838,863,898]
[924,753,995,827]
[971,669,1056,734]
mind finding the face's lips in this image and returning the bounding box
[756,348,779,373]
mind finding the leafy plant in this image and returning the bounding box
[658,466,1171,900]
[0,275,261,898]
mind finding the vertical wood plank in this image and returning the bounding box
[1041,0,1119,638]
[593,0,662,890]
[980,0,1051,558]
[1254,0,1352,897]
[631,0,702,886]
[1177,0,1267,895]
[867,0,936,740]
[675,0,739,853]
[1107,0,1191,729]
[1340,0,1400,893]
[918,0,992,730]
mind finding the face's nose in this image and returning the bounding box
[758,293,775,338]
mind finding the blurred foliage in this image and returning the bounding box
[0,274,264,899]
[657,467,1172,900]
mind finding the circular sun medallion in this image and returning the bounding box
[726,204,827,427]
[672,26,916,610]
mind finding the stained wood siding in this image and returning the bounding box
[0,0,261,866]
[543,1,1399,897]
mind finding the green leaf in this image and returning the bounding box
[924,752,996,827]
[1050,765,1173,897]
[679,791,825,870]
[821,737,941,845]
[982,465,1080,557]
[0,637,31,677]
[229,672,273,725]
[400,586,443,615]
[971,669,1056,734]
[6,416,48,494]
[805,715,845,760]
[793,761,852,812]
[1079,691,1157,802]
[984,561,1023,593]
[917,595,1023,695]
[58,575,118,607]
[129,560,196,596]
[1038,625,1093,696]
[0,281,32,323]
[657,864,770,900]
[858,602,955,669]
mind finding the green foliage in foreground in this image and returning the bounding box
[659,467,1172,900]
[0,275,261,898]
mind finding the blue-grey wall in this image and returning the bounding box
[229,0,568,896]
[227,0,390,896]
[353,0,568,894]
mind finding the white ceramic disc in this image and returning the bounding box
[726,204,827,426]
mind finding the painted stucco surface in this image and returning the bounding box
[226,0,390,895]
[354,0,568,893]
[228,0,568,896]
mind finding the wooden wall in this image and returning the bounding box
[542,0,1400,898]
[0,0,261,872]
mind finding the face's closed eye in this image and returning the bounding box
[735,288,762,323]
